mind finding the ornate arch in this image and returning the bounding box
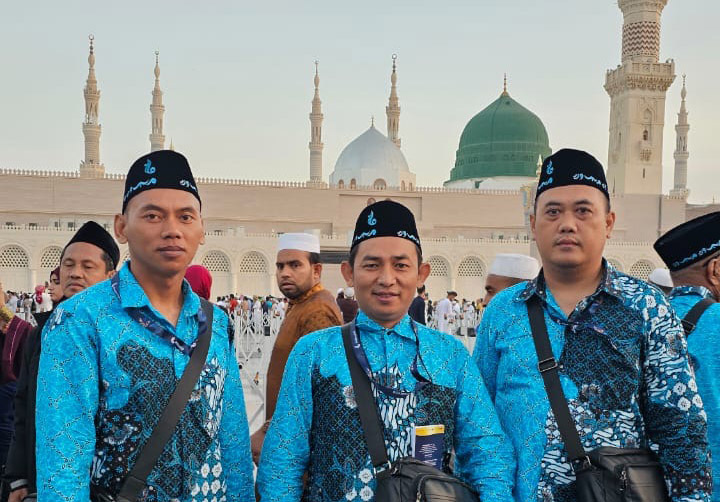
[629,259,655,281]
[457,256,486,278]
[238,251,269,275]
[427,255,450,277]
[0,244,30,268]
[40,246,63,269]
[202,250,232,273]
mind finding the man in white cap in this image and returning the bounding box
[435,290,457,334]
[648,267,673,295]
[482,253,540,308]
[250,233,342,464]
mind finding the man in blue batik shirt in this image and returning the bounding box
[655,211,720,501]
[36,150,254,502]
[258,200,514,501]
[474,149,711,502]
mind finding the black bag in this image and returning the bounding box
[340,323,479,502]
[526,296,668,502]
[680,298,714,336]
[88,299,214,502]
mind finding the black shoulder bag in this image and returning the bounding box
[681,298,714,337]
[526,296,668,502]
[89,299,215,502]
[340,323,479,502]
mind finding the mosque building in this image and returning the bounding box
[1,0,717,300]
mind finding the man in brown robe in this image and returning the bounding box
[250,233,342,464]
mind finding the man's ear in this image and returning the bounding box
[199,216,206,245]
[340,261,354,287]
[529,213,537,241]
[114,213,128,245]
[605,210,616,239]
[417,262,431,288]
[106,270,117,279]
[312,263,323,281]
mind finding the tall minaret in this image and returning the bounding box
[308,61,324,185]
[386,54,401,148]
[149,51,166,152]
[604,0,675,195]
[670,75,690,197]
[79,35,105,178]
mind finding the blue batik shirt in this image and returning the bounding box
[36,262,254,502]
[257,310,515,501]
[669,285,719,501]
[474,262,711,502]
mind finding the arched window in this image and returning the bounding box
[0,245,29,268]
[40,246,63,269]
[239,252,268,274]
[401,181,406,191]
[373,179,387,190]
[629,260,654,281]
[202,251,232,273]
[643,130,649,141]
[427,256,450,277]
[457,256,486,277]
[338,180,345,189]
[350,178,357,189]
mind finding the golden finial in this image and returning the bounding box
[155,50,159,64]
[89,34,95,53]
[502,73,509,96]
[314,59,319,75]
[371,115,375,127]
[392,53,397,72]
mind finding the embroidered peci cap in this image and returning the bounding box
[64,221,120,269]
[122,150,201,213]
[654,211,720,271]
[351,200,421,252]
[536,148,609,200]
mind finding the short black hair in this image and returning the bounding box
[308,252,321,265]
[417,285,426,295]
[348,243,423,268]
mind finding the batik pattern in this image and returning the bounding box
[36,262,254,502]
[257,311,514,501]
[669,286,719,502]
[474,262,711,502]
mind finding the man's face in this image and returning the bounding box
[60,242,115,298]
[341,237,430,328]
[275,249,321,299]
[531,185,615,272]
[115,189,204,280]
[482,274,522,308]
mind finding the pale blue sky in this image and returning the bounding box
[1,0,718,202]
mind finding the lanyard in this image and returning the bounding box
[349,319,430,398]
[111,273,208,356]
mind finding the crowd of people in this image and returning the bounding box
[0,147,716,502]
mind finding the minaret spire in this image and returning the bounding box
[308,60,324,185]
[671,75,690,197]
[502,73,509,96]
[386,53,401,148]
[149,50,166,152]
[79,35,105,178]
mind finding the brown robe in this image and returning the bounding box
[265,283,342,419]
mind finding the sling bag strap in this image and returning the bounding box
[526,296,588,466]
[116,298,214,502]
[340,322,393,479]
[681,298,714,337]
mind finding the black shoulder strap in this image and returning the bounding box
[340,323,392,479]
[526,296,587,463]
[117,299,214,502]
[681,298,714,337]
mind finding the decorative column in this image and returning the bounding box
[670,75,690,197]
[79,35,105,178]
[149,51,166,152]
[604,0,675,195]
[386,54,401,148]
[308,61,324,185]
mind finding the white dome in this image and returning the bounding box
[330,125,415,188]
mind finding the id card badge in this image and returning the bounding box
[412,424,445,469]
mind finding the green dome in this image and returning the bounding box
[449,92,551,182]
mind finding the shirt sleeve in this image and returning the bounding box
[453,342,516,499]
[472,308,500,399]
[639,292,711,502]
[220,317,255,501]
[256,336,315,501]
[36,305,99,502]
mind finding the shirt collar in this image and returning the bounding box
[114,261,200,320]
[288,282,324,306]
[355,310,416,341]
[668,285,715,301]
[516,258,624,303]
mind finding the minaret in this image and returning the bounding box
[79,35,105,178]
[386,54,401,148]
[670,75,690,197]
[308,61,324,185]
[149,51,166,152]
[604,0,675,195]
